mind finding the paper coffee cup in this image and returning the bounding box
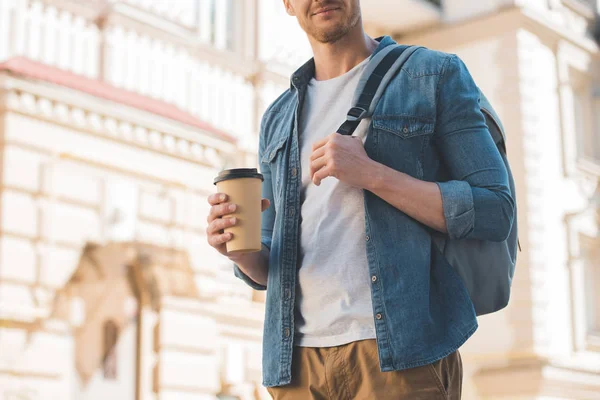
[214,168,264,254]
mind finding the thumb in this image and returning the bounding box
[261,198,271,212]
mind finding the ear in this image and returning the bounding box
[282,0,295,16]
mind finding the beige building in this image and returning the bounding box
[0,0,598,399]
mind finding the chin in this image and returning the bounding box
[309,23,347,43]
[306,12,359,43]
[314,30,347,43]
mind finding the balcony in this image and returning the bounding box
[361,0,442,34]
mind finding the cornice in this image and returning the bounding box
[0,74,237,169]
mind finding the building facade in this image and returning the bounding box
[0,0,598,399]
[393,1,600,398]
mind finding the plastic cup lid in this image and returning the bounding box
[213,168,264,185]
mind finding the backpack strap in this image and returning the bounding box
[337,45,423,136]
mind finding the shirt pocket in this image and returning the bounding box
[261,134,289,204]
[371,115,435,179]
[372,115,434,139]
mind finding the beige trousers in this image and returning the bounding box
[267,339,462,400]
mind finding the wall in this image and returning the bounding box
[402,3,600,398]
[0,73,265,398]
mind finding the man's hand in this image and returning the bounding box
[206,193,270,257]
[309,133,378,189]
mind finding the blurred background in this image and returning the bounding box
[0,0,598,399]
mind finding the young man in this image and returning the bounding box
[206,0,515,398]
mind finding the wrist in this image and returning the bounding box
[228,243,267,264]
[363,160,386,192]
[228,252,246,264]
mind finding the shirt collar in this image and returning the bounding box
[289,35,396,90]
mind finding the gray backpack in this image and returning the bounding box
[337,45,519,316]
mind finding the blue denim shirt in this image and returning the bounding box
[234,36,515,387]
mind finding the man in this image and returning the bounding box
[206,0,514,398]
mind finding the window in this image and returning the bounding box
[573,86,587,155]
[209,0,217,45]
[103,320,119,380]
[582,230,600,351]
[224,0,235,52]
[566,190,600,352]
[199,0,237,52]
[583,235,600,339]
[594,92,600,162]
[571,70,599,164]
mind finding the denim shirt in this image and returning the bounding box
[234,36,515,387]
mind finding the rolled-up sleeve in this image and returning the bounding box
[234,259,267,291]
[435,55,515,242]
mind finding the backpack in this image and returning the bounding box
[337,45,519,316]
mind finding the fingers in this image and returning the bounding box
[208,232,233,247]
[309,145,326,163]
[312,165,330,186]
[207,194,270,250]
[310,155,328,180]
[207,202,237,223]
[208,195,271,224]
[311,133,335,152]
[261,198,271,212]
[207,216,237,235]
[310,137,330,180]
[208,193,228,206]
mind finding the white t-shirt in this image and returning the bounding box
[294,57,377,347]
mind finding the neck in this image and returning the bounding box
[308,24,378,81]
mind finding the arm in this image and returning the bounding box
[206,193,271,290]
[366,56,514,241]
[429,55,515,241]
[310,55,514,241]
[365,166,447,234]
[231,160,274,289]
[231,117,277,290]
[231,245,269,289]
[310,136,449,233]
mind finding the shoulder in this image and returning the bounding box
[401,46,459,78]
[263,88,295,117]
[259,88,295,151]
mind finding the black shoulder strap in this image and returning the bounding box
[337,45,422,136]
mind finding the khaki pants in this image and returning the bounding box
[267,339,462,400]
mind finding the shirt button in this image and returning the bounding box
[376,313,383,320]
[289,207,295,217]
[371,275,377,283]
[403,127,409,134]
[366,235,370,242]
[284,328,291,337]
[291,167,297,177]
